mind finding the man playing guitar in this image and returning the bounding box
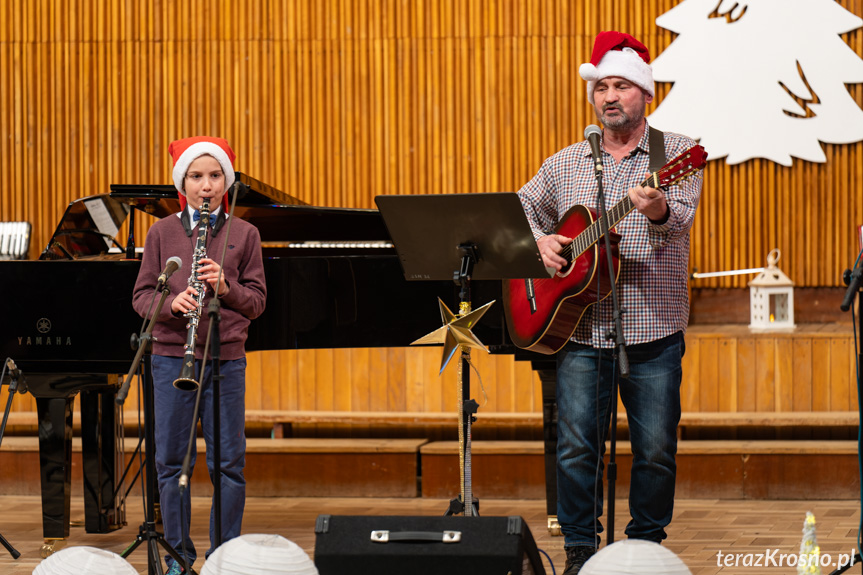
[516,31,704,574]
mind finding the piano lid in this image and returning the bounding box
[110,171,393,246]
[41,172,394,260]
[40,194,130,260]
[109,171,309,219]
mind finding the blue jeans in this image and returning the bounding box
[556,331,684,548]
[151,355,247,567]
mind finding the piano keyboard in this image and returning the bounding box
[262,241,394,249]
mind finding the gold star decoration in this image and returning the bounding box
[411,298,496,374]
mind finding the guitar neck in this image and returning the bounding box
[570,173,655,258]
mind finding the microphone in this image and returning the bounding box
[584,124,603,173]
[231,180,249,201]
[5,358,21,380]
[841,265,863,311]
[156,256,183,291]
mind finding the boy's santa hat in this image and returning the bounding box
[579,31,654,105]
[168,136,236,211]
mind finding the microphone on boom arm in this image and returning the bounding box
[156,256,183,291]
[584,124,603,174]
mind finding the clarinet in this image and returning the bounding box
[173,198,210,391]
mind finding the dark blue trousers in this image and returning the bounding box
[151,355,247,568]
[556,332,684,548]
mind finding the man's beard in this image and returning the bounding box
[599,105,644,132]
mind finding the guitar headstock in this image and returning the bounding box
[654,145,708,189]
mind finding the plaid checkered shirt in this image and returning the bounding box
[518,122,704,348]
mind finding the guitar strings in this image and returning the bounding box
[517,149,703,315]
[528,150,699,298]
[556,156,699,265]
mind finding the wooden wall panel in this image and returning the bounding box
[716,338,737,412]
[679,335,700,412]
[736,338,757,412]
[3,2,863,426]
[5,328,858,435]
[230,346,546,425]
[1,0,860,288]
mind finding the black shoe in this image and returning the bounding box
[563,545,596,575]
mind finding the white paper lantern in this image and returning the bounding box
[749,249,795,332]
[32,546,137,575]
[201,533,318,575]
[580,539,692,575]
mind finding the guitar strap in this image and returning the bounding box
[648,126,666,173]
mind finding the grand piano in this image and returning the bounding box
[0,174,559,551]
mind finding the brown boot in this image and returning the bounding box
[563,545,596,574]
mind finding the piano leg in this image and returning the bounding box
[80,387,125,533]
[35,396,73,552]
[537,366,561,536]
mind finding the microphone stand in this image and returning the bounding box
[840,246,863,313]
[592,147,629,546]
[0,359,24,559]
[830,250,863,574]
[116,278,195,575]
[177,181,246,555]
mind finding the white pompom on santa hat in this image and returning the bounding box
[579,31,654,104]
[168,135,236,211]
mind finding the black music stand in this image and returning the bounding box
[376,192,551,516]
[376,193,551,284]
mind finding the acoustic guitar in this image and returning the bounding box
[503,145,708,354]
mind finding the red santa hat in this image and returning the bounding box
[168,136,236,211]
[579,31,654,105]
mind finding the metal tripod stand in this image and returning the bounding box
[119,347,193,574]
[115,284,195,575]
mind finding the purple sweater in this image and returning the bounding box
[132,212,267,360]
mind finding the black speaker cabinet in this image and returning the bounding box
[314,515,546,574]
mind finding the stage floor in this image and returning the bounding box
[0,495,860,574]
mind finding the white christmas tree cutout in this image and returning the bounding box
[648,0,863,166]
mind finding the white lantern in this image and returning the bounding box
[749,249,795,332]
[580,539,692,575]
[33,546,137,575]
[201,533,319,575]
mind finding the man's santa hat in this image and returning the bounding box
[579,31,654,105]
[168,136,236,211]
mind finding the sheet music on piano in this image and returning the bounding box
[83,197,123,250]
[41,194,130,259]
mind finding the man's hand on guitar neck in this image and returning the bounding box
[537,234,573,271]
[629,183,670,224]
